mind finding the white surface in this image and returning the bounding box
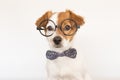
[0,0,120,80]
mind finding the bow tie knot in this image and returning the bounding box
[46,48,77,60]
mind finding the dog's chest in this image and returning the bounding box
[47,54,83,76]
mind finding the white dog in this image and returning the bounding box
[35,10,91,80]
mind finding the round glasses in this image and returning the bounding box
[37,19,80,37]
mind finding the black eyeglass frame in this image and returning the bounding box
[37,18,80,37]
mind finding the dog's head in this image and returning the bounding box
[35,10,84,50]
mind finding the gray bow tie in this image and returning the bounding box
[46,48,77,60]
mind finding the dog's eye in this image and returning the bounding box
[64,25,71,31]
[47,26,54,31]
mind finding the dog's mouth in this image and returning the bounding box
[54,44,63,48]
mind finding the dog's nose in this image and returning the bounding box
[53,36,62,45]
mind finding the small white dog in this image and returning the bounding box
[35,10,91,80]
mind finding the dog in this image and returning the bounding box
[35,10,91,80]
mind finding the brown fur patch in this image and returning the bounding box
[67,10,85,26]
[35,11,53,29]
[57,10,85,41]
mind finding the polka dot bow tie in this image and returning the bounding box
[46,48,77,60]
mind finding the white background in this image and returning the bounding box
[0,0,120,80]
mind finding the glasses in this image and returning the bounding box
[37,19,80,37]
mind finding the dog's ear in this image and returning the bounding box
[35,11,52,29]
[66,10,85,26]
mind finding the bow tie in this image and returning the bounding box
[46,48,77,60]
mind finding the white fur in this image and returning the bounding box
[45,13,92,80]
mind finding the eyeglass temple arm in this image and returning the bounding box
[37,27,44,30]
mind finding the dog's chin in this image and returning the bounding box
[53,44,62,48]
